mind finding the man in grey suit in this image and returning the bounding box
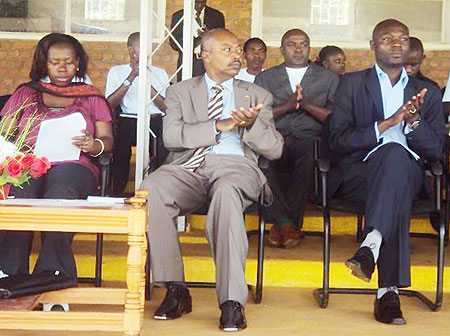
[255,29,339,248]
[141,28,283,332]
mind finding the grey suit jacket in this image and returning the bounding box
[163,76,284,167]
[255,62,339,139]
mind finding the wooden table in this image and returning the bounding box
[0,192,148,336]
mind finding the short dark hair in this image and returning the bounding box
[281,29,309,47]
[316,45,344,65]
[201,28,235,52]
[372,19,409,40]
[30,33,88,82]
[409,36,424,53]
[127,32,140,48]
[243,37,267,52]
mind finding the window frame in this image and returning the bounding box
[251,0,450,50]
[0,0,167,43]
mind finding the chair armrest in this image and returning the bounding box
[430,161,443,176]
[97,152,113,167]
[318,157,330,173]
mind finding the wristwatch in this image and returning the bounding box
[122,79,132,87]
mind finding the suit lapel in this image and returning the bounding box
[276,64,294,98]
[365,67,384,121]
[190,77,209,121]
[300,61,314,86]
[404,77,416,104]
[234,80,251,110]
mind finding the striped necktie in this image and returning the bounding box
[182,84,224,171]
[195,10,203,28]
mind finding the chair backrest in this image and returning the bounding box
[0,95,12,113]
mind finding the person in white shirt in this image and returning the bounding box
[235,37,267,83]
[105,32,169,195]
[442,72,450,119]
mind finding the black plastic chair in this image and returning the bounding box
[313,125,445,312]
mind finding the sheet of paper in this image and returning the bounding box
[34,112,87,162]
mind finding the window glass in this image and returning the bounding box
[260,0,445,44]
[0,0,65,33]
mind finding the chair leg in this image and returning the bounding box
[356,214,364,243]
[94,233,103,287]
[313,207,331,308]
[434,214,445,311]
[255,210,265,304]
[145,241,152,301]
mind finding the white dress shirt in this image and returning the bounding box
[204,74,244,156]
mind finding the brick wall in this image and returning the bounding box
[1,0,450,96]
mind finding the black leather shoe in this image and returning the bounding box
[219,300,247,332]
[374,291,406,325]
[345,246,375,282]
[153,283,192,320]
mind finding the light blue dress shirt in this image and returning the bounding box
[364,64,419,161]
[204,74,245,156]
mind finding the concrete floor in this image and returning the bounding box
[1,287,449,336]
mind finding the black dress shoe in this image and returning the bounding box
[219,300,247,332]
[153,283,192,320]
[345,246,375,282]
[374,291,406,325]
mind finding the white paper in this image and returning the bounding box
[87,196,125,204]
[34,112,87,162]
[0,198,124,208]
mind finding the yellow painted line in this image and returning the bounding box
[66,252,450,293]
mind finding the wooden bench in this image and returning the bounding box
[0,191,148,336]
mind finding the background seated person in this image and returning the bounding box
[255,29,339,249]
[105,32,169,196]
[315,45,346,76]
[0,33,113,311]
[235,37,267,83]
[405,37,439,88]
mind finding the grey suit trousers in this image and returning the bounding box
[141,154,265,306]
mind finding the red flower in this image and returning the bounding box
[6,158,23,178]
[29,157,51,178]
[17,154,35,170]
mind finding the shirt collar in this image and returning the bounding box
[204,73,234,93]
[375,63,409,89]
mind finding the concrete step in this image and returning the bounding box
[67,224,450,293]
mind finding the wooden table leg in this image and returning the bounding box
[124,209,147,336]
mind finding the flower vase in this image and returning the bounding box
[0,184,10,200]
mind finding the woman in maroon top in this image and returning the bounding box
[0,33,113,297]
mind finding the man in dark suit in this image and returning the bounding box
[170,0,225,81]
[141,29,283,331]
[329,19,445,325]
[255,29,339,248]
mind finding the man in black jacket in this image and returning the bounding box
[329,19,445,325]
[170,0,225,81]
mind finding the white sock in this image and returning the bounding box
[377,286,398,299]
[361,229,382,263]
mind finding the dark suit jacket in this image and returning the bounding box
[328,67,445,195]
[169,6,225,69]
[255,62,339,139]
